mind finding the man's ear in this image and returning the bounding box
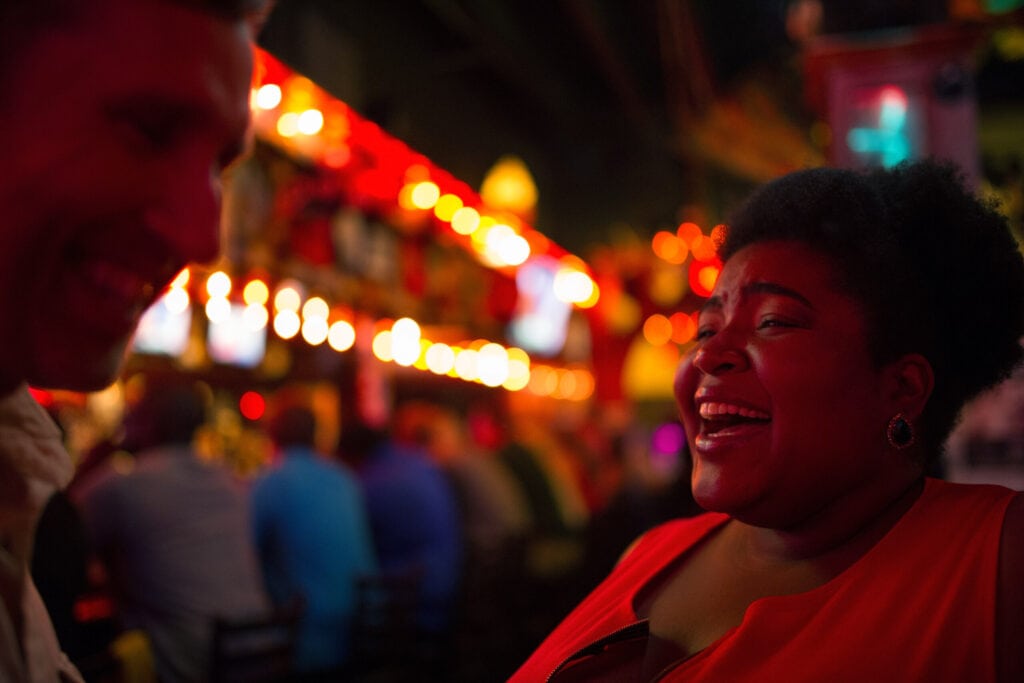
[883,353,934,420]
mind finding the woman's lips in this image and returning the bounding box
[693,399,771,452]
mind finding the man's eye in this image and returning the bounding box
[131,117,179,150]
[757,317,794,330]
[695,326,716,341]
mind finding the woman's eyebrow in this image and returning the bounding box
[743,281,815,309]
[700,280,814,316]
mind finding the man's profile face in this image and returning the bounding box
[0,0,254,392]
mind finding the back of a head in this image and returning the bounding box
[129,376,209,448]
[268,403,318,450]
[722,159,1024,453]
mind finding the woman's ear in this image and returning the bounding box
[883,353,935,420]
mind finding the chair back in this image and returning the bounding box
[209,600,303,683]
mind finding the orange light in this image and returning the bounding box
[677,221,704,247]
[689,260,721,298]
[643,314,673,346]
[652,231,688,264]
[691,235,718,262]
[670,311,697,344]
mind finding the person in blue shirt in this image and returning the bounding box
[251,394,377,674]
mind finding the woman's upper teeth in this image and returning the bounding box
[699,402,770,420]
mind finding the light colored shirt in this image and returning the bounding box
[0,385,84,682]
[80,444,269,683]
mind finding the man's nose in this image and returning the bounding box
[149,162,223,266]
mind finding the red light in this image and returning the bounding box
[27,387,53,407]
[239,391,266,421]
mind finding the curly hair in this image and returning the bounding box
[720,159,1024,455]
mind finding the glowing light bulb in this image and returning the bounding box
[297,108,324,135]
[410,182,440,210]
[243,279,269,306]
[243,303,269,331]
[206,271,232,299]
[254,83,282,110]
[273,310,301,339]
[164,288,190,314]
[450,207,481,235]
[301,296,329,321]
[327,321,356,352]
[205,297,231,324]
[301,317,329,345]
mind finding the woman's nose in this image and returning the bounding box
[692,333,748,375]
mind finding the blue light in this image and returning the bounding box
[846,85,912,168]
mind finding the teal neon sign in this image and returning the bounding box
[846,86,912,168]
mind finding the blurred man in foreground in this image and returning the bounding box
[0,1,269,679]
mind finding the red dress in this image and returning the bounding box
[510,478,1015,682]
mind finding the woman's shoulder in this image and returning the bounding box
[997,492,1024,683]
[617,512,728,566]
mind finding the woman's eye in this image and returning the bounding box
[695,326,717,341]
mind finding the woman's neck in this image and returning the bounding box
[735,474,926,570]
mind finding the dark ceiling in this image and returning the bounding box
[258,0,1022,255]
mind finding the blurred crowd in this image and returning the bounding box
[31,374,703,683]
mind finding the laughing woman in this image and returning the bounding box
[510,160,1024,683]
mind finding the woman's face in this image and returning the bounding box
[674,241,894,527]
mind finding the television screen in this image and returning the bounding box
[132,294,191,357]
[207,303,267,368]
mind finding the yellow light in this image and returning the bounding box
[164,288,190,314]
[327,320,356,352]
[391,318,422,367]
[413,340,432,371]
[170,268,190,290]
[301,296,330,320]
[643,314,673,346]
[273,310,301,339]
[433,194,463,222]
[243,303,269,331]
[206,271,232,299]
[502,360,531,391]
[450,206,481,235]
[476,343,509,388]
[454,348,479,381]
[372,330,394,362]
[297,108,324,135]
[242,279,269,306]
[577,280,600,309]
[484,223,530,266]
[410,182,441,210]
[276,112,300,138]
[301,317,329,345]
[480,155,538,217]
[254,83,282,110]
[205,297,231,324]
[419,343,454,377]
[273,286,302,313]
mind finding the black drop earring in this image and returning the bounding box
[887,413,915,450]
